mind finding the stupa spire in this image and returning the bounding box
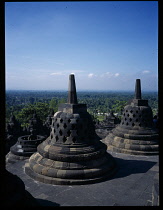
[67,74,78,104]
[135,79,142,99]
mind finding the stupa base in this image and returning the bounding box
[107,145,159,156]
[6,151,29,163]
[25,151,117,185]
[102,125,159,156]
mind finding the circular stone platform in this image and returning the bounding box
[25,111,117,185]
[6,135,45,163]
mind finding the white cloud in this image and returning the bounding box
[88,73,95,78]
[100,72,120,78]
[105,72,113,78]
[142,70,150,74]
[50,72,64,76]
[114,73,120,77]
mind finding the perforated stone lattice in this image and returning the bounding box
[49,112,96,144]
[121,105,153,128]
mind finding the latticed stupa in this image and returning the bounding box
[5,114,23,154]
[6,113,46,162]
[102,79,159,155]
[25,74,117,185]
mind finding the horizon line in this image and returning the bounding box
[6,89,158,92]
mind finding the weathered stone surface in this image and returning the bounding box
[43,110,54,136]
[6,152,159,206]
[4,170,39,206]
[25,74,117,185]
[152,164,159,206]
[6,114,46,163]
[102,79,159,155]
[5,114,23,154]
[67,74,78,104]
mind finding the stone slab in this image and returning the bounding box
[6,151,159,206]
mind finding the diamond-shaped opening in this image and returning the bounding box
[136,119,138,122]
[132,123,135,126]
[126,110,128,112]
[63,123,67,128]
[71,124,77,129]
[51,134,53,139]
[123,113,125,116]
[72,137,76,143]
[56,136,59,141]
[133,114,136,117]
[139,115,141,118]
[124,118,127,121]
[122,122,124,124]
[53,129,56,133]
[136,110,138,113]
[59,130,63,136]
[127,114,129,117]
[130,110,133,113]
[57,124,59,128]
[63,136,67,142]
[67,130,71,137]
[139,123,141,127]
[126,122,129,125]
[60,118,63,123]
[129,118,132,122]
[68,119,71,123]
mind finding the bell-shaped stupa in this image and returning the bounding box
[102,79,159,155]
[6,113,46,162]
[5,114,23,154]
[25,74,117,185]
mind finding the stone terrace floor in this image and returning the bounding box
[6,151,159,206]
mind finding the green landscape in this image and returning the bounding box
[6,90,158,128]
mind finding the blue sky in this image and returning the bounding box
[5,1,158,91]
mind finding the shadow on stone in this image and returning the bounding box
[112,157,157,179]
[36,198,60,206]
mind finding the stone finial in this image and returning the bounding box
[135,79,142,99]
[67,74,78,104]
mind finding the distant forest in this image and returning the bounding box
[6,90,158,128]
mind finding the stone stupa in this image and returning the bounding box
[25,74,117,185]
[102,79,159,155]
[5,114,23,154]
[6,113,46,163]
